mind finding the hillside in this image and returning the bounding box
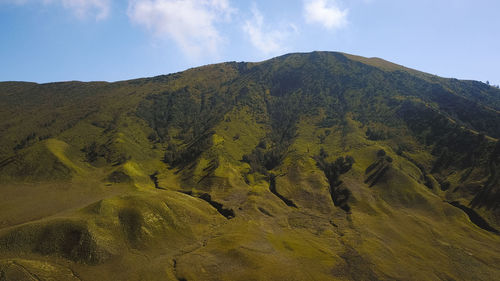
[0,51,499,281]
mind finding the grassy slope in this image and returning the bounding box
[1,52,500,280]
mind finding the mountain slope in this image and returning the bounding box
[0,51,499,281]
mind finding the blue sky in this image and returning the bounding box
[1,0,499,85]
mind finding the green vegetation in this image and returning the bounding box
[1,51,500,280]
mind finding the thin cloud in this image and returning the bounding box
[127,0,235,59]
[243,4,295,55]
[55,0,110,20]
[304,0,348,30]
[0,0,111,20]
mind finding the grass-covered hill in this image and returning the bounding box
[1,51,499,280]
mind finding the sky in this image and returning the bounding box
[0,0,499,85]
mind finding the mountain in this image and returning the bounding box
[0,51,499,281]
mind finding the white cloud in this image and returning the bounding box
[304,0,348,30]
[0,0,110,20]
[127,0,234,58]
[243,4,294,55]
